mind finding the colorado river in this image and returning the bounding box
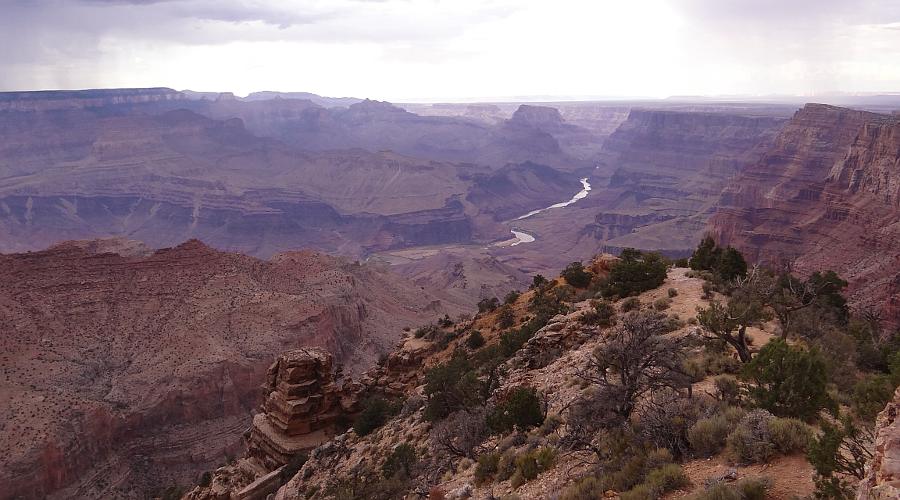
[500,177,592,246]
[515,177,591,221]
[508,230,536,246]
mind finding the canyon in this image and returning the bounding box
[0,238,464,499]
[2,88,900,498]
[486,107,789,276]
[0,93,585,261]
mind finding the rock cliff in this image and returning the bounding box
[858,388,900,500]
[710,104,900,326]
[0,239,463,499]
[185,348,361,500]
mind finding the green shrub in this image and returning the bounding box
[509,470,525,489]
[726,410,775,463]
[808,412,872,491]
[852,374,896,421]
[535,447,557,470]
[713,375,742,405]
[689,236,747,282]
[530,275,549,289]
[478,297,500,313]
[504,290,521,304]
[424,356,484,421]
[581,300,616,326]
[496,451,517,481]
[513,447,557,483]
[621,297,642,312]
[488,387,544,433]
[768,417,812,454]
[668,288,679,298]
[653,297,672,311]
[438,314,454,328]
[382,443,416,479]
[514,453,538,481]
[353,397,399,436]
[601,249,668,298]
[499,328,531,356]
[414,324,438,339]
[688,415,731,457]
[560,475,605,500]
[683,358,707,383]
[742,339,835,421]
[619,484,653,500]
[692,478,768,500]
[726,410,808,464]
[705,353,742,376]
[327,471,411,500]
[538,414,562,436]
[475,452,500,483]
[644,463,689,495]
[465,330,486,350]
[562,261,593,288]
[497,304,516,329]
[734,478,768,500]
[281,452,308,481]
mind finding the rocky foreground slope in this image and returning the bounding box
[183,266,824,500]
[710,103,900,326]
[0,239,463,499]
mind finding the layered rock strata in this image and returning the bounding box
[247,349,353,470]
[858,388,900,500]
[710,104,900,326]
[184,337,435,500]
[0,239,461,499]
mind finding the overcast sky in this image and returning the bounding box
[2,0,900,101]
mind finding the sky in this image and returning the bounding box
[2,0,900,101]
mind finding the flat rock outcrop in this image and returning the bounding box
[710,104,900,326]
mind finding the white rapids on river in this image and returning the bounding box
[502,177,592,246]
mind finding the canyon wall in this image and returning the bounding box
[0,90,596,259]
[710,104,900,325]
[495,109,786,275]
[0,239,463,499]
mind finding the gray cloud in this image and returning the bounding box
[0,0,898,96]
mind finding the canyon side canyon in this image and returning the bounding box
[0,88,898,499]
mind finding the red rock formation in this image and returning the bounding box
[184,348,360,500]
[247,349,352,470]
[182,335,436,500]
[710,104,900,326]
[858,387,900,500]
[0,239,463,499]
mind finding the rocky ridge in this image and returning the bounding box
[182,265,820,500]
